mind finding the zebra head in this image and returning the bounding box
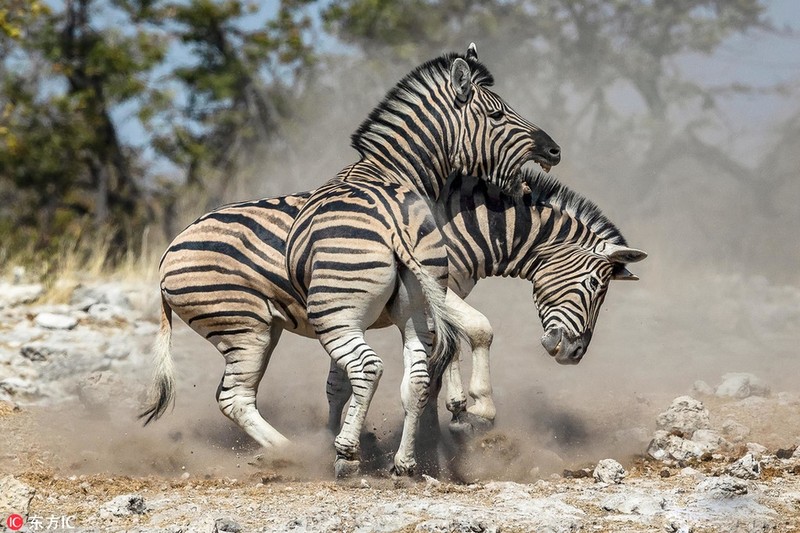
[534,241,647,365]
[351,44,561,197]
[450,43,562,193]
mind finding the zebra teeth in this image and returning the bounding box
[539,162,552,173]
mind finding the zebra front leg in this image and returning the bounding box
[214,323,290,449]
[326,359,351,436]
[319,329,384,478]
[444,293,496,434]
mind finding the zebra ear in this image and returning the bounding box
[450,58,472,102]
[466,42,478,61]
[600,242,648,264]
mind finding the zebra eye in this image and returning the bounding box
[488,109,504,120]
[585,277,600,292]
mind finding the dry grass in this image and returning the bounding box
[2,225,165,303]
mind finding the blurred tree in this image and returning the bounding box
[324,0,773,196]
[142,0,317,212]
[0,0,167,256]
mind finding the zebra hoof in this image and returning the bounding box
[334,458,361,479]
[390,461,416,478]
[448,412,494,440]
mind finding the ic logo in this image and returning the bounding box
[6,514,24,531]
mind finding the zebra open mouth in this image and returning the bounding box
[533,157,552,173]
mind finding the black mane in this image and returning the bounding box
[351,52,494,154]
[521,168,627,245]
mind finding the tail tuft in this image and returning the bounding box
[139,295,176,425]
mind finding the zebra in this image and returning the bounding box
[141,44,561,476]
[283,44,563,475]
[143,166,645,475]
[323,169,647,441]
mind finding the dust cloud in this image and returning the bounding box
[13,40,800,484]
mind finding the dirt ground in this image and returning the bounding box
[2,273,800,532]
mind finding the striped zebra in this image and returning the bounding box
[283,44,562,475]
[324,169,647,440]
[141,44,561,476]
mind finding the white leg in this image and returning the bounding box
[215,323,290,448]
[444,293,496,422]
[443,351,467,417]
[326,359,351,436]
[392,317,432,476]
[317,329,383,478]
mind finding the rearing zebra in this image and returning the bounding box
[283,44,561,475]
[141,45,560,476]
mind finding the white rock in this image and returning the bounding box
[99,494,148,518]
[716,373,769,399]
[213,518,242,533]
[678,467,705,479]
[88,303,128,322]
[71,283,132,310]
[593,458,626,484]
[78,371,125,414]
[0,475,35,515]
[655,396,710,437]
[600,492,665,515]
[0,283,43,308]
[696,475,749,498]
[20,342,67,362]
[745,442,768,458]
[691,429,730,453]
[0,377,39,398]
[693,380,715,396]
[721,419,751,442]
[34,312,78,330]
[647,431,706,462]
[726,453,762,479]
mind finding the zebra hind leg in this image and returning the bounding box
[213,322,290,449]
[391,315,433,476]
[326,359,352,437]
[318,329,384,479]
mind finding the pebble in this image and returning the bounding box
[34,312,78,330]
[214,518,242,533]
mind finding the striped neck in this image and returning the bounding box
[350,53,492,199]
[438,172,626,289]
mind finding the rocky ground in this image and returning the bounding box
[1,275,800,532]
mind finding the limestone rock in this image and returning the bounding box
[0,475,35,515]
[726,453,762,479]
[696,475,749,498]
[213,518,242,533]
[0,283,43,308]
[99,494,148,518]
[655,396,710,438]
[34,312,78,330]
[715,373,769,399]
[593,459,626,484]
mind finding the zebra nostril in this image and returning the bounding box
[549,146,561,157]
